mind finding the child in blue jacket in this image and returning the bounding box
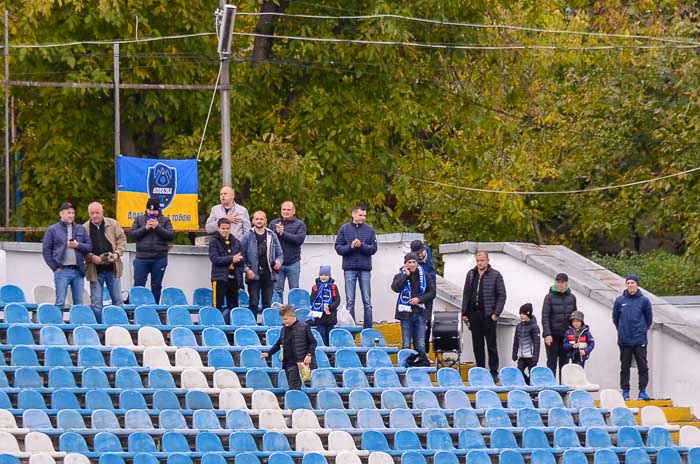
[563,311,595,367]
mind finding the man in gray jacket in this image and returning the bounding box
[241,211,283,315]
[205,186,251,240]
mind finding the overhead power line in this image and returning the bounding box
[406,166,700,196]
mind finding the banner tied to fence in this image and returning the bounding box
[117,156,198,230]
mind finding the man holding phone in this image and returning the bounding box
[129,197,175,303]
[42,202,92,309]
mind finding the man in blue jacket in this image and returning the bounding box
[42,202,92,309]
[334,204,377,328]
[269,201,307,303]
[613,274,653,401]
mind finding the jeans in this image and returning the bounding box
[247,278,275,314]
[344,270,373,328]
[401,313,427,354]
[468,310,499,374]
[133,256,168,304]
[273,261,301,303]
[546,336,569,381]
[90,270,123,323]
[54,267,84,309]
[620,345,649,391]
[315,324,334,347]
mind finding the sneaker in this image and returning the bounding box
[622,390,630,401]
[638,390,651,401]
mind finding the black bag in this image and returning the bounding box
[405,352,431,367]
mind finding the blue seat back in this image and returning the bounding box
[476,390,502,409]
[168,306,194,325]
[438,367,465,387]
[491,428,518,449]
[522,428,551,449]
[301,454,328,464]
[196,432,224,452]
[208,348,235,368]
[245,370,273,389]
[500,450,525,464]
[317,390,344,410]
[329,328,355,347]
[40,325,68,345]
[94,432,123,452]
[360,328,386,347]
[199,307,226,326]
[610,407,636,426]
[394,430,423,450]
[45,347,73,367]
[235,453,261,464]
[433,451,459,464]
[406,368,433,387]
[549,408,575,427]
[285,390,312,410]
[70,305,97,324]
[593,449,619,464]
[103,305,129,325]
[262,308,283,326]
[554,428,581,448]
[73,326,101,345]
[288,288,311,309]
[423,409,450,429]
[86,390,115,410]
[467,367,494,387]
[57,409,86,429]
[171,327,198,347]
[374,368,402,388]
[5,303,31,323]
[624,448,651,464]
[38,304,64,324]
[335,349,362,368]
[226,410,255,430]
[579,407,606,427]
[228,431,259,451]
[241,348,266,368]
[349,390,376,410]
[202,327,229,346]
[160,410,188,429]
[167,455,193,464]
[126,409,155,430]
[485,409,512,428]
[381,390,408,409]
[454,409,480,429]
[413,390,440,409]
[647,427,674,448]
[154,391,182,411]
[531,366,558,386]
[325,409,353,429]
[120,390,148,410]
[8,326,35,345]
[162,432,190,453]
[390,409,418,429]
[134,306,161,325]
[531,451,556,464]
[464,451,490,464]
[193,288,213,307]
[569,389,595,409]
[128,432,157,452]
[311,369,337,389]
[111,348,139,367]
[401,452,427,464]
[60,432,90,453]
[267,327,281,346]
[617,427,644,448]
[186,390,214,410]
[79,346,106,367]
[239,290,250,307]
[343,368,369,388]
[193,409,222,429]
[357,409,385,429]
[508,390,534,409]
[235,328,261,347]
[130,286,156,305]
[366,349,393,368]
[1,285,26,303]
[15,367,43,388]
[162,287,189,306]
[116,367,144,388]
[500,366,527,387]
[149,369,177,389]
[517,408,544,428]
[231,307,257,326]
[362,431,391,452]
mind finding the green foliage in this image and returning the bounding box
[591,250,700,295]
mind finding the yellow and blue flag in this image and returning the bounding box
[117,156,199,230]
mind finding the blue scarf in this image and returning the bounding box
[311,281,333,318]
[397,265,426,313]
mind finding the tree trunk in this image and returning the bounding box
[253,0,291,62]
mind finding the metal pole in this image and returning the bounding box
[4,10,10,228]
[220,0,232,187]
[114,43,120,204]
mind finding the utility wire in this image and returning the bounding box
[406,166,700,196]
[195,62,222,160]
[0,32,216,50]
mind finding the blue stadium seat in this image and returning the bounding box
[624,448,651,464]
[617,427,645,448]
[538,390,565,409]
[7,325,35,345]
[647,427,674,448]
[99,455,126,464]
[400,452,427,464]
[569,390,595,409]
[499,450,525,464]
[193,409,222,430]
[154,391,182,411]
[160,410,188,429]
[267,327,282,346]
[196,432,225,452]
[116,368,144,389]
[15,367,43,388]
[593,449,619,464]
[485,409,512,428]
[79,347,107,367]
[120,390,149,410]
[4,303,31,323]
[530,366,559,387]
[301,454,328,464]
[70,305,98,325]
[235,328,262,347]
[395,430,423,450]
[186,390,214,410]
[381,390,409,410]
[130,286,157,305]
[126,410,155,430]
[268,453,294,464]
[94,432,124,452]
[522,428,552,449]
[688,448,700,464]
[413,390,440,410]
[278,370,289,390]
[343,368,370,388]
[202,455,227,464]
[517,408,545,428]
[311,329,324,347]
[41,325,69,345]
[476,390,502,409]
[531,450,557,464]
[49,367,77,388]
[168,306,195,326]
[161,287,191,307]
[423,410,450,429]
[38,304,64,324]
[202,327,230,346]
[236,453,261,464]
[465,451,491,464]
[374,368,402,388]
[349,390,376,410]
[135,306,161,326]
[231,308,258,327]
[325,409,354,429]
[23,409,53,429]
[433,451,459,464]
[361,328,387,348]
[239,290,250,308]
[444,389,471,410]
[390,409,418,429]
[285,390,312,410]
[53,390,81,409]
[314,349,330,368]
[317,390,345,410]
[288,288,311,309]
[329,329,355,348]
[610,407,637,426]
[0,455,20,464]
[241,348,268,368]
[454,408,481,428]
[44,346,73,367]
[162,432,190,453]
[193,288,213,307]
[86,391,115,410]
[199,307,226,326]
[1,285,30,306]
[357,409,386,429]
[311,369,338,389]
[554,428,582,448]
[228,432,259,452]
[0,372,8,388]
[406,368,433,388]
[295,308,310,322]
[438,368,466,387]
[128,432,158,452]
[171,327,198,347]
[208,348,236,368]
[103,306,129,325]
[366,349,394,369]
[226,410,255,430]
[134,454,159,464]
[336,349,363,368]
[363,431,392,452]
[74,326,102,346]
[92,410,121,430]
[263,308,283,327]
[168,454,193,464]
[12,346,40,366]
[508,390,534,409]
[109,348,138,368]
[500,366,528,388]
[149,369,177,389]
[60,432,90,454]
[57,409,86,430]
[491,428,518,449]
[549,408,576,428]
[84,369,113,389]
[579,407,607,427]
[468,367,494,387]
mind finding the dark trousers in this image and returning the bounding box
[620,345,649,391]
[546,336,569,381]
[425,309,433,351]
[133,256,168,304]
[212,279,239,324]
[468,311,499,373]
[247,277,275,314]
[315,324,333,347]
[517,357,536,384]
[284,357,317,390]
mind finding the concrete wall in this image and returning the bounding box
[0,233,424,325]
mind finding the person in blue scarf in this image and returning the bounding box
[391,253,436,356]
[309,265,341,346]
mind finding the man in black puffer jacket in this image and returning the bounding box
[461,251,507,381]
[541,273,578,379]
[262,305,317,390]
[208,218,245,324]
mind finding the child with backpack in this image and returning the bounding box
[563,310,595,367]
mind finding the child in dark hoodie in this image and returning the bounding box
[309,265,340,346]
[563,310,595,367]
[512,303,541,384]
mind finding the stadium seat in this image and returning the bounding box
[5,303,32,323]
[439,368,467,387]
[554,428,582,448]
[133,455,158,464]
[235,454,261,464]
[23,410,53,430]
[579,407,607,427]
[517,408,545,428]
[41,326,69,346]
[499,367,528,388]
[328,430,362,452]
[405,368,434,388]
[325,410,353,430]
[200,456,225,464]
[336,349,363,368]
[444,389,471,410]
[617,426,645,448]
[220,390,249,411]
[680,425,700,446]
[301,453,327,464]
[476,390,502,409]
[103,306,129,325]
[688,448,700,464]
[263,308,283,326]
[59,433,90,454]
[162,432,190,453]
[111,348,139,368]
[239,290,250,307]
[357,409,386,429]
[360,329,387,348]
[508,389,534,409]
[366,349,394,369]
[296,431,325,452]
[38,304,64,324]
[161,287,192,307]
[368,451,394,464]
[549,408,576,427]
[208,349,236,369]
[562,364,599,391]
[201,328,230,348]
[86,391,115,410]
[91,410,120,431]
[167,455,193,464]
[362,431,391,452]
[186,390,214,410]
[491,428,518,449]
[65,454,91,464]
[350,390,376,410]
[168,307,195,326]
[120,390,149,410]
[235,328,262,347]
[427,429,454,451]
[196,432,225,452]
[193,288,213,307]
[610,407,636,427]
[193,410,222,430]
[538,390,565,409]
[374,368,402,388]
[344,368,370,388]
[522,428,552,449]
[70,305,98,325]
[231,308,258,327]
[569,389,595,409]
[593,450,619,464]
[160,410,188,429]
[135,306,162,326]
[74,326,101,346]
[199,307,226,326]
[57,410,86,430]
[84,370,112,389]
[33,285,56,306]
[381,390,409,410]
[624,448,651,464]
[125,410,155,430]
[181,369,212,390]
[395,430,423,451]
[530,366,559,387]
[317,390,345,410]
[465,451,490,464]
[585,427,613,448]
[400,452,426,464]
[641,406,676,428]
[15,367,43,388]
[329,329,355,348]
[285,390,313,410]
[171,327,198,347]
[292,409,323,430]
[531,450,557,464]
[311,369,338,389]
[226,410,255,430]
[78,347,106,367]
[336,452,361,464]
[25,431,61,454]
[288,288,311,309]
[413,390,440,410]
[390,409,418,429]
[295,308,310,322]
[499,450,525,464]
[252,390,281,410]
[454,409,481,428]
[600,389,629,410]
[94,432,123,452]
[8,325,36,345]
[647,427,675,447]
[1,285,31,306]
[130,287,158,306]
[485,409,512,428]
[154,391,182,411]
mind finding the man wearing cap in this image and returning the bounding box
[613,274,653,401]
[461,251,507,381]
[269,201,307,303]
[410,240,436,345]
[205,186,251,240]
[129,197,176,303]
[42,202,93,309]
[541,272,578,379]
[391,252,436,356]
[83,202,127,321]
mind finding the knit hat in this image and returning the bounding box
[59,202,74,212]
[319,265,331,277]
[625,274,640,285]
[410,240,425,253]
[146,197,161,211]
[404,252,419,263]
[555,272,569,282]
[519,303,533,318]
[570,310,585,322]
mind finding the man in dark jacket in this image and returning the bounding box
[270,201,307,303]
[129,197,176,303]
[334,204,378,328]
[42,202,92,309]
[262,305,317,390]
[209,218,244,323]
[541,273,578,379]
[391,253,436,356]
[461,251,507,381]
[613,274,653,401]
[241,211,283,315]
